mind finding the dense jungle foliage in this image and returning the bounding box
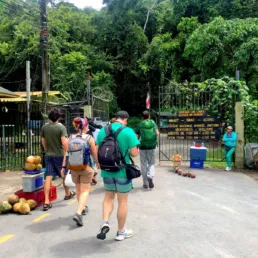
[0,0,257,140]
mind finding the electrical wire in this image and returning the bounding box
[0,0,39,17]
[0,37,28,81]
[17,0,40,15]
[0,27,39,76]
[143,0,163,33]
[0,0,13,8]
[31,54,40,91]
[0,1,40,88]
[0,79,25,84]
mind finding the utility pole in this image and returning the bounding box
[26,61,32,155]
[40,0,49,122]
[147,81,151,112]
[87,72,91,105]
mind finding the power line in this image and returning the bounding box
[0,0,39,16]
[17,0,40,14]
[0,79,25,84]
[143,0,160,33]
[0,0,13,8]
[0,38,28,81]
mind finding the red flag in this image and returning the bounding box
[146,92,150,109]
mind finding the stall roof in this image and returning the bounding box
[0,87,20,98]
[15,91,68,100]
[0,97,41,102]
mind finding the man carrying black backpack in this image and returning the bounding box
[96,111,140,241]
[136,111,159,189]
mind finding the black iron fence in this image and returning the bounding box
[0,101,85,171]
[0,99,109,171]
[158,85,230,163]
[0,102,42,171]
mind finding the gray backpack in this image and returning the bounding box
[68,135,91,171]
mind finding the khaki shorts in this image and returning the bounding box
[71,166,94,184]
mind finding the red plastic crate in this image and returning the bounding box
[15,185,57,207]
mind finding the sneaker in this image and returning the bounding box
[115,229,133,241]
[143,185,148,189]
[225,167,231,171]
[82,206,89,216]
[73,213,83,227]
[97,223,110,240]
[148,178,154,189]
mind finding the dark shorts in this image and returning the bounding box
[45,156,67,177]
[103,177,132,193]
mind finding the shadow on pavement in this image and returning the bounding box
[26,215,75,233]
[130,187,151,194]
[90,187,105,195]
[49,236,114,257]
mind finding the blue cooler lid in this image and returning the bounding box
[24,170,42,175]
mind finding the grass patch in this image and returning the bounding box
[205,162,226,169]
[206,148,224,161]
[206,148,226,168]
[0,146,41,171]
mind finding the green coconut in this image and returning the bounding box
[0,201,12,213]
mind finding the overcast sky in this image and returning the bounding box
[68,0,104,10]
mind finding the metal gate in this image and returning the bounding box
[92,87,113,122]
[158,84,229,163]
[0,101,42,171]
[0,95,112,171]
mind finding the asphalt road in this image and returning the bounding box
[1,167,258,258]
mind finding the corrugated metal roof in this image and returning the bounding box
[0,97,58,104]
[15,91,62,97]
[0,98,43,103]
[0,87,19,97]
[0,97,28,102]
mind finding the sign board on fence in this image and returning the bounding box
[167,110,220,140]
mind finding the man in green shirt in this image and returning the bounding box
[96,111,140,241]
[41,108,69,211]
[136,111,159,189]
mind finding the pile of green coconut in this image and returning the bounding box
[0,194,37,215]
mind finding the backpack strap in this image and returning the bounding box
[114,126,125,138]
[104,125,125,138]
[104,125,111,136]
[121,149,134,165]
[83,134,92,141]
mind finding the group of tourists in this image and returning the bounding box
[40,108,159,241]
[40,107,237,241]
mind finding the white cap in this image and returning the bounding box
[227,126,233,130]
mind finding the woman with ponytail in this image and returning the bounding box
[62,117,99,227]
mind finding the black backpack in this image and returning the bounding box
[98,125,125,172]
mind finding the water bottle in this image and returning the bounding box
[83,147,90,165]
[84,147,90,154]
[201,142,204,147]
[193,141,195,147]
